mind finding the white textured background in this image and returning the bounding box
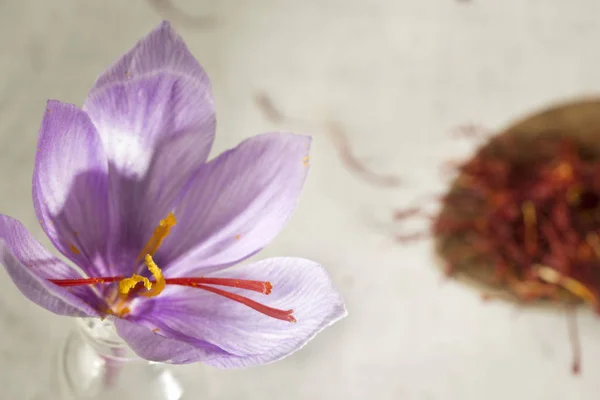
[2,0,600,399]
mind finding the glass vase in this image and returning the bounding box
[57,318,185,399]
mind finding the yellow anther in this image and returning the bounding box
[302,156,310,166]
[119,274,151,295]
[116,213,173,300]
[136,212,177,262]
[140,254,166,298]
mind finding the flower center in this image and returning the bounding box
[48,212,296,322]
[115,213,176,299]
[118,254,166,297]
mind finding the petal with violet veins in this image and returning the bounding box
[33,100,112,277]
[90,21,211,94]
[114,318,232,364]
[0,215,101,317]
[123,258,346,368]
[82,21,216,271]
[160,133,312,276]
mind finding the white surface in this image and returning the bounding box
[2,0,600,399]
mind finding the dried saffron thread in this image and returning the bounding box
[425,133,600,308]
[254,92,402,188]
[325,121,402,188]
[566,306,581,375]
[395,129,600,374]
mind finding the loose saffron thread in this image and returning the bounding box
[325,121,403,188]
[566,306,581,375]
[254,92,402,188]
[255,92,288,124]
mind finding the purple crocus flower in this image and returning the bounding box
[0,21,346,367]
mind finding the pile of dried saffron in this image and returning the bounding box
[434,102,600,310]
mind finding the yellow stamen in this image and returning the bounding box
[136,213,177,262]
[535,265,598,307]
[140,254,166,297]
[302,156,310,166]
[119,274,151,295]
[114,213,174,305]
[117,255,166,298]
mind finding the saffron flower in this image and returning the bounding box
[0,21,346,367]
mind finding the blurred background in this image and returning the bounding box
[2,0,600,399]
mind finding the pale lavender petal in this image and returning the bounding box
[128,258,346,368]
[159,134,311,276]
[83,22,215,272]
[0,215,101,317]
[91,21,210,94]
[114,318,230,364]
[32,100,112,277]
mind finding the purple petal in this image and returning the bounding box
[82,22,215,272]
[127,257,346,368]
[0,215,101,317]
[33,100,112,277]
[91,21,210,94]
[160,133,311,276]
[114,318,230,364]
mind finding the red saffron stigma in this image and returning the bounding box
[166,277,273,294]
[49,276,123,286]
[188,283,296,323]
[49,276,293,322]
